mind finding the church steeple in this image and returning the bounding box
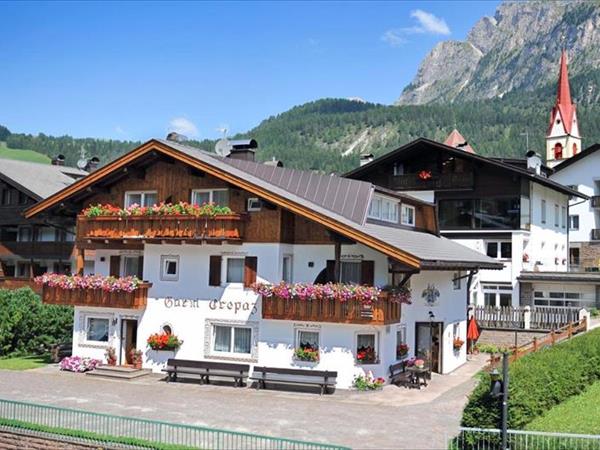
[546,50,581,168]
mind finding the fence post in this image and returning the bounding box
[532,337,538,352]
[579,308,590,331]
[568,323,573,338]
[550,330,555,345]
[523,305,531,330]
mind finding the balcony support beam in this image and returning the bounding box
[76,247,85,275]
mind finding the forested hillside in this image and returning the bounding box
[2,67,600,174]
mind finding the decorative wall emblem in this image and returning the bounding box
[422,284,440,306]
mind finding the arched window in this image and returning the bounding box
[554,143,563,160]
[573,143,578,155]
[162,324,172,335]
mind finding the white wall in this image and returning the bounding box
[550,153,598,244]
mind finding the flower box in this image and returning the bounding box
[293,346,319,362]
[147,332,183,351]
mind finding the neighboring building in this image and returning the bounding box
[545,50,581,169]
[346,137,584,309]
[0,158,87,288]
[25,138,500,388]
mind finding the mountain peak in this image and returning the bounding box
[396,1,600,105]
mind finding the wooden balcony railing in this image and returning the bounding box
[0,277,41,293]
[0,241,74,260]
[389,172,474,191]
[41,283,152,309]
[262,293,401,325]
[76,214,246,243]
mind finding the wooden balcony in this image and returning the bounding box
[0,277,41,293]
[262,293,401,325]
[389,172,474,191]
[0,241,74,260]
[41,283,152,309]
[76,214,246,244]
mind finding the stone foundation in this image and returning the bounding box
[0,429,111,449]
[477,329,547,348]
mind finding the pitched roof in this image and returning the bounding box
[552,143,600,173]
[25,139,502,271]
[344,137,586,199]
[444,129,475,153]
[548,50,577,135]
[0,158,87,200]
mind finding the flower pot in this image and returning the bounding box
[133,361,142,369]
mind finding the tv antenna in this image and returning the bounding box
[520,131,530,153]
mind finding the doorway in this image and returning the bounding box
[120,319,138,365]
[415,322,443,373]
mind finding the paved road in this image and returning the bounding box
[0,356,486,449]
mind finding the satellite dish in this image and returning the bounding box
[215,138,231,157]
[77,158,88,170]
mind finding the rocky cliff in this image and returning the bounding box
[397,1,600,104]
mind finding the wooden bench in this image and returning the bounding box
[389,361,411,387]
[163,359,250,387]
[50,342,72,363]
[250,366,337,395]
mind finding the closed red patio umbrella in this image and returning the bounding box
[467,316,480,354]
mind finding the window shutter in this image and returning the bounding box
[209,255,222,286]
[244,256,258,288]
[360,260,375,286]
[109,255,121,277]
[137,256,144,280]
[326,260,336,282]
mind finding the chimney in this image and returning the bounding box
[264,157,283,167]
[166,132,188,143]
[360,153,374,167]
[86,156,100,172]
[51,154,65,166]
[228,139,257,162]
[526,150,542,175]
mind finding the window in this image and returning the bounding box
[482,284,513,307]
[86,317,109,342]
[393,163,404,176]
[162,324,172,335]
[226,258,244,283]
[541,199,546,224]
[213,325,252,355]
[282,255,293,283]
[356,333,377,364]
[17,226,32,242]
[561,206,566,229]
[340,261,361,284]
[569,215,579,230]
[122,256,141,278]
[395,325,407,360]
[247,198,261,212]
[160,255,179,281]
[125,191,158,208]
[400,204,415,226]
[1,189,11,205]
[486,241,511,259]
[297,330,319,351]
[453,272,462,290]
[191,189,229,206]
[18,191,28,205]
[554,204,559,227]
[16,262,31,278]
[368,195,398,223]
[439,198,520,230]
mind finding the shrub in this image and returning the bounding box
[0,288,73,356]
[462,328,600,431]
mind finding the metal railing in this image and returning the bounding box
[450,427,600,450]
[0,398,348,450]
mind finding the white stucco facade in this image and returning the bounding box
[73,242,468,389]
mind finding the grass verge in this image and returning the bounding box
[526,380,600,434]
[0,354,52,371]
[0,417,195,449]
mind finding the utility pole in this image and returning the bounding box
[520,131,529,153]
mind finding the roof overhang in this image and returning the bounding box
[25,139,423,269]
[518,271,600,284]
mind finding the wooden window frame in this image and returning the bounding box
[190,188,228,206]
[124,190,158,208]
[400,204,416,226]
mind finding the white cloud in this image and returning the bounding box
[115,126,126,135]
[381,9,450,47]
[168,117,199,138]
[410,9,451,35]
[381,30,407,48]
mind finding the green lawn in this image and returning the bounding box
[0,354,52,370]
[0,141,50,163]
[526,380,600,434]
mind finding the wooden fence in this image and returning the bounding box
[488,317,588,365]
[473,305,581,331]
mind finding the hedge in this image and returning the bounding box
[462,327,600,430]
[0,288,73,356]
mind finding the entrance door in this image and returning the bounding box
[121,319,138,365]
[415,322,443,373]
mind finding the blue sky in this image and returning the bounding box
[1,1,499,141]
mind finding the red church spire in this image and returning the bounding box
[549,50,576,134]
